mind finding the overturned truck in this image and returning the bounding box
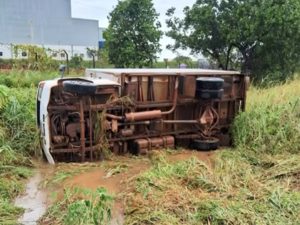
[37,69,249,164]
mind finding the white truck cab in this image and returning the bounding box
[37,76,120,164]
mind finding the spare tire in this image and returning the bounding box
[192,138,220,151]
[63,80,97,95]
[195,89,224,99]
[196,77,224,90]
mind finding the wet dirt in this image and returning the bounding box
[64,159,150,194]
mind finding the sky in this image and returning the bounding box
[71,0,197,60]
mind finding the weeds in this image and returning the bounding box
[0,199,24,225]
[40,188,113,225]
[124,153,300,225]
[1,88,39,155]
[0,71,47,224]
[0,70,58,88]
[232,79,300,154]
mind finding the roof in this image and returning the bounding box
[85,68,242,76]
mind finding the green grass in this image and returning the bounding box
[232,79,300,155]
[123,153,300,224]
[0,70,58,88]
[40,187,113,225]
[0,69,83,88]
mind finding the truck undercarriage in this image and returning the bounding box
[40,69,248,162]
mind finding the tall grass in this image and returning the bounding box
[1,88,39,155]
[0,69,83,88]
[0,86,34,224]
[232,79,300,154]
[0,70,58,88]
[0,71,48,224]
[124,153,300,224]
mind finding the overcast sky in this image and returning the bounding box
[71,0,196,60]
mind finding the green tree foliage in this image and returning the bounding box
[166,0,300,83]
[173,55,194,68]
[69,55,83,69]
[104,0,162,68]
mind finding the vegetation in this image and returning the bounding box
[0,81,36,224]
[13,45,58,71]
[104,0,163,68]
[166,0,300,83]
[40,188,113,225]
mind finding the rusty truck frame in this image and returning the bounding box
[37,69,249,164]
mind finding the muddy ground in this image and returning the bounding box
[14,150,214,225]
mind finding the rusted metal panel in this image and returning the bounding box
[133,136,175,154]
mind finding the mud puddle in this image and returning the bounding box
[65,161,149,193]
[14,164,54,225]
[65,150,213,192]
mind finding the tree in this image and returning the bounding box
[166,0,300,83]
[174,55,194,68]
[13,45,57,71]
[104,0,162,68]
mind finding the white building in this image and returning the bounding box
[0,0,104,60]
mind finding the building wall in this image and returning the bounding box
[0,0,100,60]
[0,44,97,60]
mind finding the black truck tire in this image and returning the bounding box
[196,77,224,90]
[195,89,224,99]
[63,80,97,95]
[192,138,220,151]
